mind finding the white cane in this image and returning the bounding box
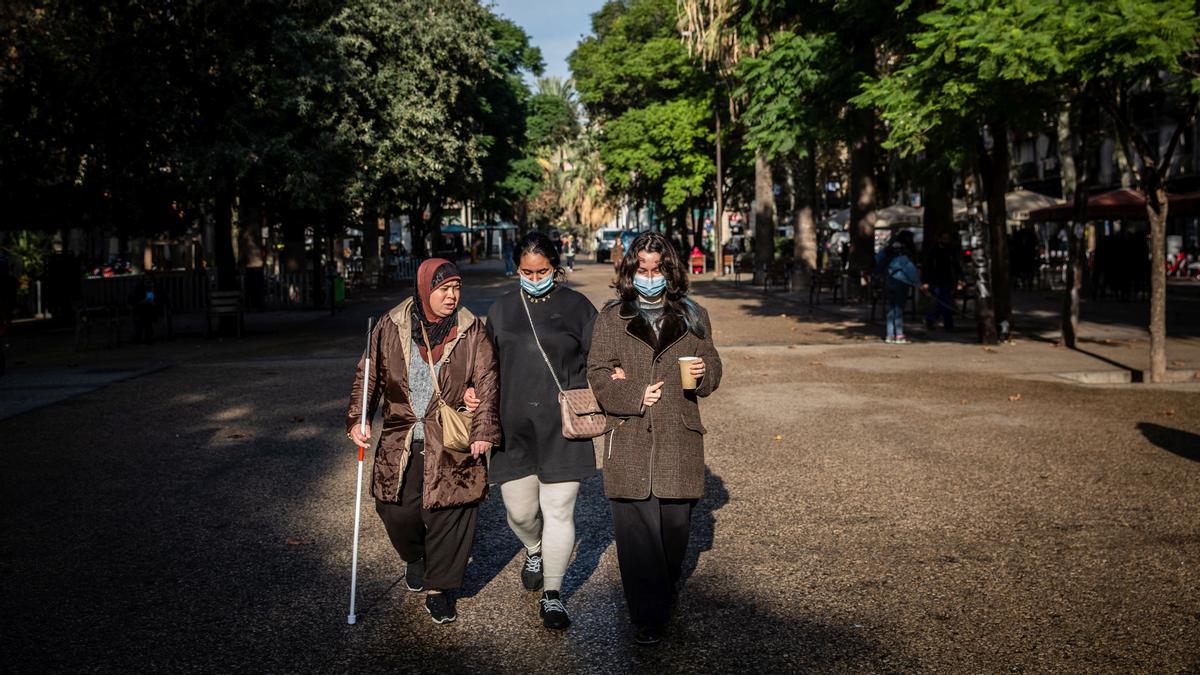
[347,317,372,625]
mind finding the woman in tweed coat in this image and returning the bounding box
[586,231,722,646]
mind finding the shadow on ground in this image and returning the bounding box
[1138,422,1200,462]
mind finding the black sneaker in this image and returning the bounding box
[521,552,543,591]
[538,591,570,630]
[634,624,662,646]
[424,592,456,624]
[405,558,425,592]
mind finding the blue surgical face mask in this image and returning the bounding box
[633,273,667,298]
[520,273,555,297]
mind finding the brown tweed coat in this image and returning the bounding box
[586,298,722,500]
[346,298,501,509]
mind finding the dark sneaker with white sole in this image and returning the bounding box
[405,558,425,592]
[539,591,570,630]
[424,592,456,624]
[521,552,543,591]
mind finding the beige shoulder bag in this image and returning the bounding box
[419,323,473,452]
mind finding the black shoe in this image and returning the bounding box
[539,591,570,630]
[405,558,425,592]
[521,552,543,591]
[634,624,662,646]
[424,592,456,624]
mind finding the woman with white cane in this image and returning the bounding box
[346,259,500,624]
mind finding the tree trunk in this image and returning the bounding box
[966,171,998,344]
[238,184,267,312]
[921,164,954,244]
[714,102,725,275]
[848,108,878,277]
[752,150,776,284]
[1058,102,1091,349]
[981,119,1012,339]
[791,148,818,290]
[409,201,431,258]
[213,178,238,292]
[362,211,381,288]
[281,218,306,274]
[1148,192,1168,382]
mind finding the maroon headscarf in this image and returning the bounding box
[411,258,461,363]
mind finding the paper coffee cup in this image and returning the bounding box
[678,357,699,390]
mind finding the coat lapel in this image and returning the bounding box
[654,312,687,359]
[618,300,657,351]
[617,298,688,357]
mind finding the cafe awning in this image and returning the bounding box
[1027,188,1200,223]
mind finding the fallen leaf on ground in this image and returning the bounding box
[892,354,901,359]
[286,537,313,546]
[809,361,825,367]
[787,345,797,349]
[960,399,968,405]
[983,347,998,353]
[790,327,797,332]
[1170,360,1185,367]
[1008,394,1022,402]
[1161,409,1176,417]
[773,435,784,441]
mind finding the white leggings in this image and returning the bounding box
[499,476,580,592]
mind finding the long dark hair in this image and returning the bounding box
[613,231,706,338]
[515,231,566,282]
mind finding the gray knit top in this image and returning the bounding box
[408,339,441,441]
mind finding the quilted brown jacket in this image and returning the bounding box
[586,298,722,500]
[346,298,501,508]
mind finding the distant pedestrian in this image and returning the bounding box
[345,258,500,625]
[877,231,919,344]
[479,231,598,630]
[921,230,964,331]
[565,234,577,272]
[501,231,515,277]
[128,272,162,344]
[587,231,723,646]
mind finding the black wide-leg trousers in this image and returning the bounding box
[374,441,478,591]
[610,494,695,627]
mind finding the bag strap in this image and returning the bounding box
[519,290,566,397]
[418,323,448,403]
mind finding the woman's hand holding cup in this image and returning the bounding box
[679,357,704,389]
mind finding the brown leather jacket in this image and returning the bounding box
[346,298,501,508]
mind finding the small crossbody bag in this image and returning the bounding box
[519,290,607,440]
[419,324,473,452]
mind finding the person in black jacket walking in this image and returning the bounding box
[477,231,598,630]
[921,231,964,331]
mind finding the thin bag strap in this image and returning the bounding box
[418,323,447,402]
[519,290,566,396]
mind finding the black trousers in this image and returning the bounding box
[375,441,478,591]
[610,495,695,627]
